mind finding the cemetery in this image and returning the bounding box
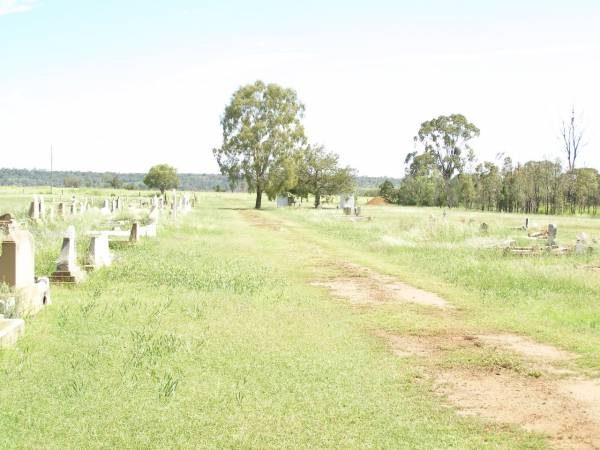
[0,189,186,346]
[0,188,599,448]
[1,2,599,446]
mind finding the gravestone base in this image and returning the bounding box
[0,318,25,347]
[50,269,86,284]
[16,278,51,316]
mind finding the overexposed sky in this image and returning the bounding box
[1,0,599,176]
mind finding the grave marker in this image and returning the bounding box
[28,196,40,221]
[129,222,140,243]
[50,226,85,283]
[86,235,112,269]
[548,224,557,246]
[0,228,51,314]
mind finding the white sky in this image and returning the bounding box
[1,1,599,176]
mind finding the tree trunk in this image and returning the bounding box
[314,192,321,208]
[444,177,452,208]
[255,187,262,209]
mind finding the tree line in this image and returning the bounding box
[0,167,389,194]
[378,109,598,215]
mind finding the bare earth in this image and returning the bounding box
[312,258,600,448]
[246,210,600,448]
[312,262,452,309]
[379,331,600,449]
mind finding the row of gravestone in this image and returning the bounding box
[29,195,96,221]
[28,192,194,222]
[0,197,181,347]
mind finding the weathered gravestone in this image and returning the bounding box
[575,232,590,254]
[182,194,192,212]
[28,196,40,221]
[339,194,355,209]
[0,317,25,348]
[0,228,51,315]
[100,199,110,215]
[548,224,557,246]
[38,197,45,220]
[86,235,112,270]
[50,226,86,283]
[148,205,159,224]
[57,202,65,217]
[343,207,353,216]
[129,222,140,243]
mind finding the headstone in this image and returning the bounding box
[69,202,76,216]
[339,194,355,209]
[547,224,557,246]
[575,232,590,254]
[58,202,65,217]
[181,194,192,213]
[28,196,40,221]
[343,207,352,216]
[480,223,489,234]
[276,195,289,208]
[0,229,35,288]
[50,226,85,283]
[129,222,140,243]
[38,197,45,219]
[148,205,159,224]
[0,229,51,313]
[100,199,110,215]
[86,235,112,269]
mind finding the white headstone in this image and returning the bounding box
[339,194,355,209]
[86,235,112,269]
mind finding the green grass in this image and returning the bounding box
[4,189,595,448]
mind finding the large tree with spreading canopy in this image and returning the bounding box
[213,81,306,209]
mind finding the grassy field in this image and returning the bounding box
[1,189,599,448]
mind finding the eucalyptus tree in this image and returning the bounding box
[409,114,480,207]
[213,81,306,209]
[294,145,356,208]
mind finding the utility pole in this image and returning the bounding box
[50,145,53,195]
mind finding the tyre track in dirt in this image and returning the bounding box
[239,209,600,449]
